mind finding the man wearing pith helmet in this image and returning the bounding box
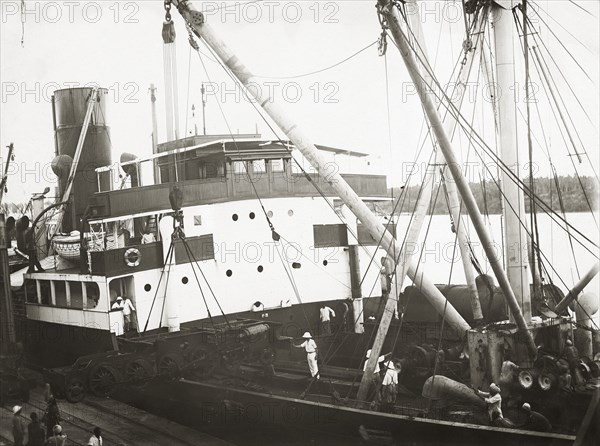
[293,331,319,379]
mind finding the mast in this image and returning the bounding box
[522,0,543,299]
[404,0,484,323]
[492,0,532,322]
[0,214,16,346]
[201,82,207,135]
[554,262,600,314]
[377,0,536,357]
[150,84,160,184]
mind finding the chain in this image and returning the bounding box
[164,0,172,22]
[376,1,390,57]
[461,37,473,65]
[186,22,199,50]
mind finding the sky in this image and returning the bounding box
[0,0,599,204]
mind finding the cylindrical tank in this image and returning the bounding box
[401,275,507,325]
[53,87,112,231]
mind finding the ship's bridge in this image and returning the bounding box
[89,135,389,220]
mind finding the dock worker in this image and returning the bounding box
[111,296,124,310]
[87,427,103,446]
[380,360,399,412]
[319,304,336,336]
[293,332,319,380]
[121,296,136,332]
[43,396,61,438]
[45,424,67,446]
[475,383,503,423]
[380,257,391,298]
[141,228,156,244]
[562,339,583,385]
[43,383,53,403]
[27,412,45,446]
[12,405,25,446]
[363,349,385,403]
[520,403,552,432]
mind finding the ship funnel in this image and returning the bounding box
[52,87,112,231]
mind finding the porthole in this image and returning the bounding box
[257,265,264,273]
[144,284,152,292]
[323,260,328,266]
[288,209,294,217]
[182,277,189,284]
[232,214,238,221]
[267,211,273,218]
[292,262,301,269]
[226,269,233,277]
[249,212,256,220]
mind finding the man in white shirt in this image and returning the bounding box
[293,332,319,379]
[363,349,385,403]
[319,305,336,336]
[476,383,503,422]
[381,360,399,412]
[121,296,136,332]
[111,296,123,310]
[141,229,156,244]
[87,427,102,446]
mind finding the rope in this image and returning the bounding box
[528,2,593,82]
[254,40,379,80]
[514,15,598,239]
[179,236,218,328]
[158,237,176,330]
[191,30,392,271]
[142,240,174,333]
[521,10,600,187]
[383,24,599,257]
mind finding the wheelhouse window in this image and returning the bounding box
[252,160,266,173]
[233,161,247,174]
[68,281,84,310]
[271,159,284,173]
[85,282,100,309]
[54,281,68,307]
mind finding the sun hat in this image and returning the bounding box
[522,403,531,411]
[302,332,311,339]
[365,349,372,358]
[53,425,62,434]
[489,383,500,393]
[12,405,22,414]
[116,296,123,301]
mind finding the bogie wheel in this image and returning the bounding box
[158,353,184,381]
[65,377,86,403]
[88,363,121,397]
[125,358,155,386]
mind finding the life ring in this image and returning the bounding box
[124,248,141,267]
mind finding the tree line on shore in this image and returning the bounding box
[382,175,598,215]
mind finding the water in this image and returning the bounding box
[391,212,599,300]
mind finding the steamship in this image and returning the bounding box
[20,86,396,367]
[7,0,599,444]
